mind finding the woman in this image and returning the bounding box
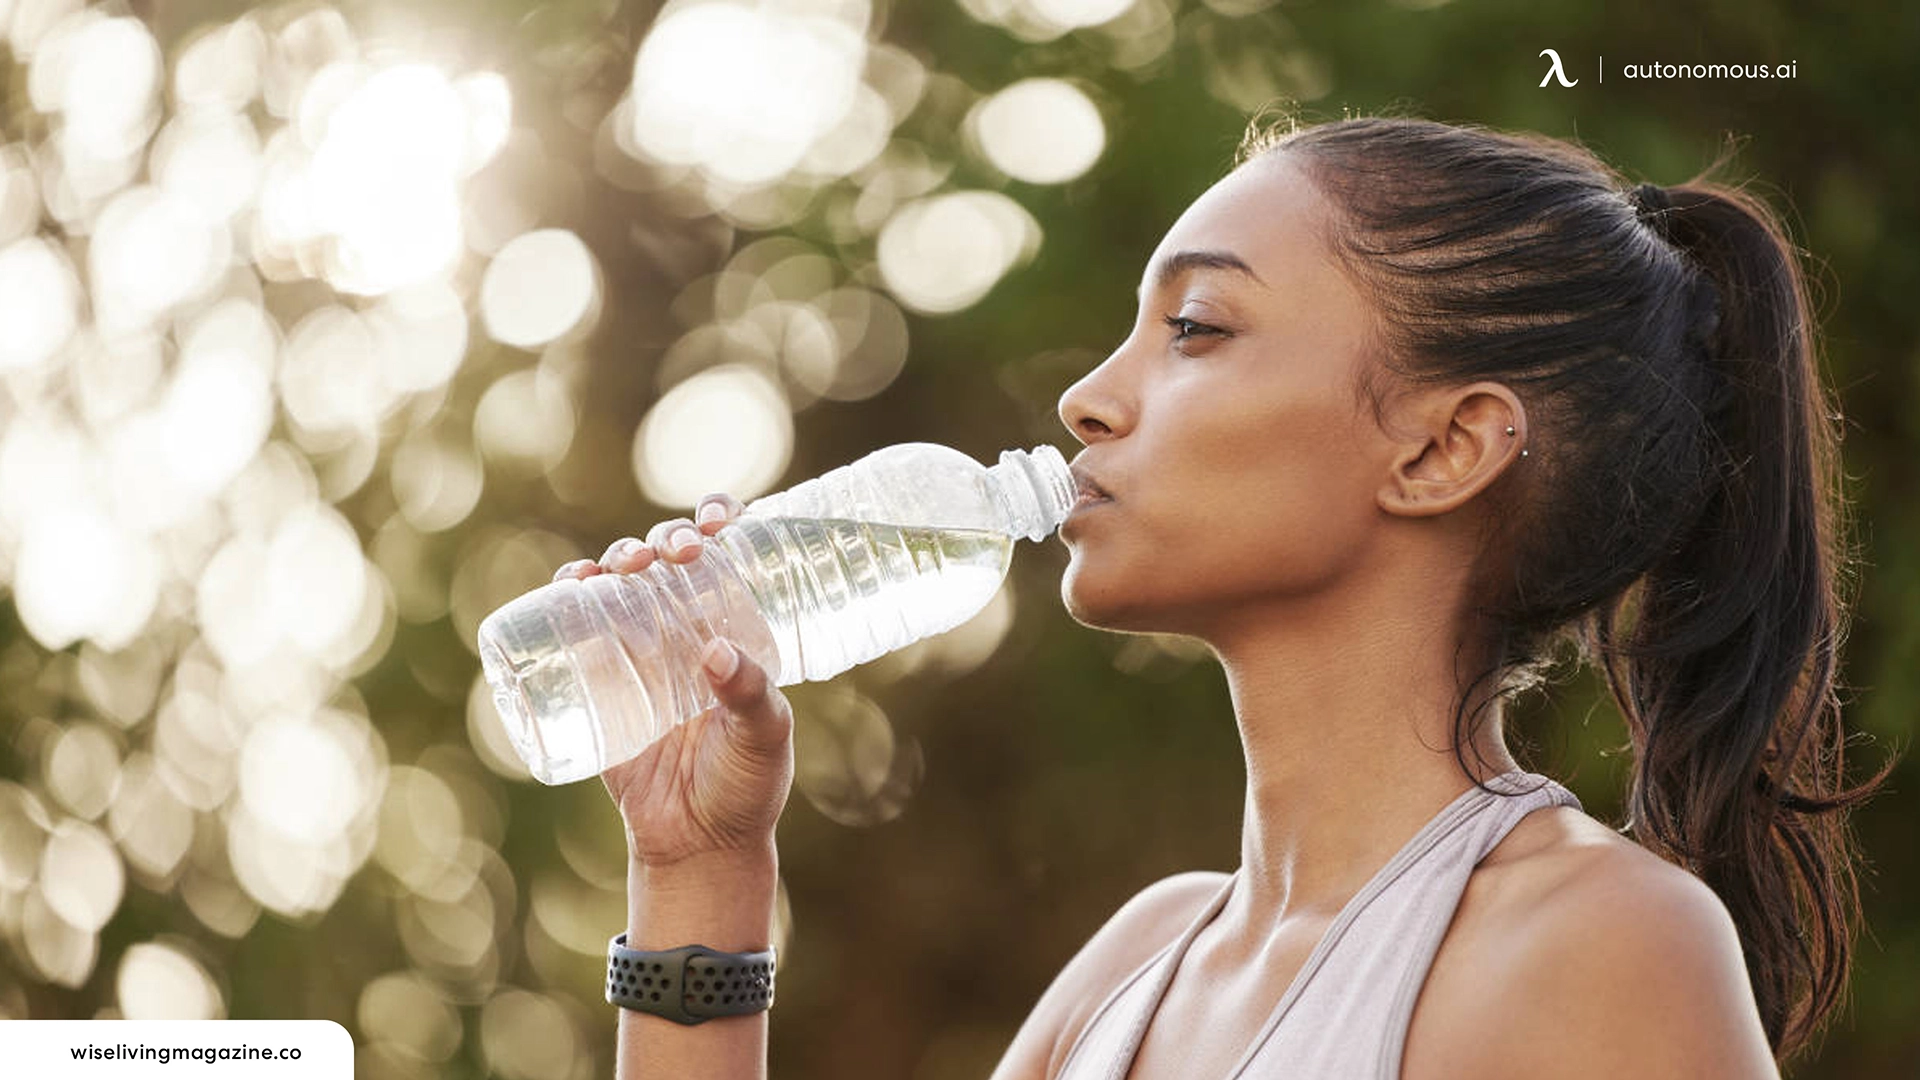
[553,115,1891,1078]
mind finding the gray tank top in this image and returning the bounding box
[1054,769,1584,1080]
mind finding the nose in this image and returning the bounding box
[1057,348,1131,446]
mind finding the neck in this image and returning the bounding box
[1202,556,1520,931]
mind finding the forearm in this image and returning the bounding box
[615,845,780,1080]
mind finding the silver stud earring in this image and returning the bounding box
[1505,426,1516,437]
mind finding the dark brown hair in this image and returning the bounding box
[1238,113,1897,1064]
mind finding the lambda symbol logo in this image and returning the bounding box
[1539,48,1579,87]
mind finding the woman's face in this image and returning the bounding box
[1056,151,1397,639]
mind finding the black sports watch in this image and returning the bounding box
[605,935,776,1025]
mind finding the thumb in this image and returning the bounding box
[700,638,791,752]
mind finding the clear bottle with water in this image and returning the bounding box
[477,443,1075,784]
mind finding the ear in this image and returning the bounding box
[1376,382,1527,518]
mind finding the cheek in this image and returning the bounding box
[1165,396,1383,586]
[1198,496,1377,596]
[1186,384,1376,517]
[1060,375,1383,625]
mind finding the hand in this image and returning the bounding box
[552,494,793,868]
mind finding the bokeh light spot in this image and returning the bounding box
[629,0,868,186]
[877,191,1041,313]
[634,364,793,507]
[392,430,485,533]
[164,299,277,500]
[22,888,98,988]
[0,236,81,371]
[358,972,463,1064]
[0,782,52,892]
[39,819,124,932]
[14,502,159,651]
[107,753,194,880]
[367,283,470,395]
[479,989,581,1080]
[792,683,920,827]
[44,722,121,821]
[1032,0,1137,29]
[0,144,42,245]
[972,78,1105,183]
[474,367,576,471]
[151,108,264,224]
[89,185,227,332]
[238,715,368,846]
[480,229,599,348]
[174,18,268,111]
[117,941,223,1020]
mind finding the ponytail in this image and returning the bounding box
[1249,116,1901,1065]
[1586,179,1896,1061]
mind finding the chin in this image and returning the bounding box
[1059,572,1168,635]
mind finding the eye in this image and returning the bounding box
[1162,315,1226,344]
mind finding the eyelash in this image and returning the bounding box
[1162,315,1226,344]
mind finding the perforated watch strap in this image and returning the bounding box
[605,935,776,1025]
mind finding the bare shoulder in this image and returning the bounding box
[987,871,1229,1080]
[1466,812,1780,1079]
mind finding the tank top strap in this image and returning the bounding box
[1052,771,1584,1080]
[1229,769,1583,1078]
[1054,871,1239,1080]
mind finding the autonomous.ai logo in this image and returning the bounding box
[1539,48,1578,87]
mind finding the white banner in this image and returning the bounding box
[0,1021,352,1078]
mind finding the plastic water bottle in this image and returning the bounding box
[477,443,1075,784]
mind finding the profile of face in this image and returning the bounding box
[1055,151,1414,642]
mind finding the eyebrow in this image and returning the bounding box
[1136,249,1267,304]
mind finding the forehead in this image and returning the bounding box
[1138,152,1346,302]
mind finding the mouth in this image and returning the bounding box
[1070,463,1111,504]
[1075,463,1121,530]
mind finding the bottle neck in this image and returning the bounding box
[986,445,1075,542]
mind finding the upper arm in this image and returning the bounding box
[1481,856,1780,1080]
[987,871,1228,1080]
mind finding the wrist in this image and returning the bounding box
[635,840,777,884]
[627,844,778,952]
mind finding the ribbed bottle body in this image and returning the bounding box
[478,540,777,785]
[476,443,1072,784]
[714,517,1013,684]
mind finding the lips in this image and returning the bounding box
[1069,461,1112,504]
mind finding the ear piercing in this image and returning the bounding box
[1506,425,1528,459]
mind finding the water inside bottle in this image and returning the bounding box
[480,517,1022,784]
[727,517,1015,682]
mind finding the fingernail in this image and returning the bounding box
[701,639,739,682]
[697,502,725,527]
[669,526,701,552]
[609,537,642,562]
[554,558,591,580]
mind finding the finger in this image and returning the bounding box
[552,558,601,582]
[694,493,747,533]
[646,517,703,562]
[599,536,654,574]
[700,639,792,755]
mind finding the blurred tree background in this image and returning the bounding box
[0,0,1912,1076]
